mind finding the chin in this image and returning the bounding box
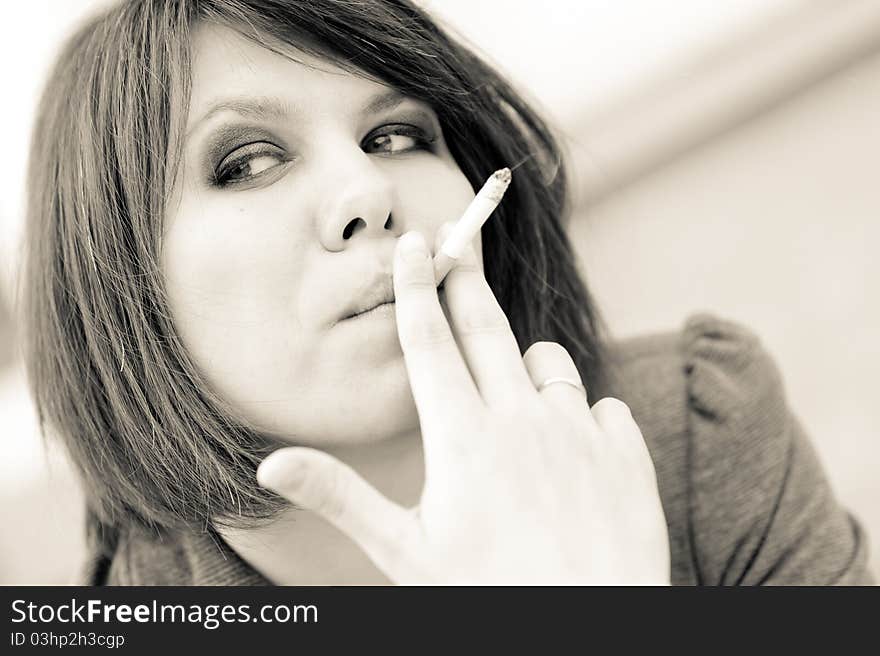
[254,376,421,449]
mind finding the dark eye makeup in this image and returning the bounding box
[205,111,440,189]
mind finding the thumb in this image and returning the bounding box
[257,447,418,572]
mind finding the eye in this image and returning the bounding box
[213,143,288,187]
[363,124,436,155]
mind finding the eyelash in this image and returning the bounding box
[211,124,438,188]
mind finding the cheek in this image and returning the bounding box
[428,166,485,269]
[160,191,316,393]
[391,160,479,255]
[163,200,299,322]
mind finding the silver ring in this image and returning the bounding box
[537,377,587,396]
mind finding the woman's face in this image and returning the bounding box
[163,24,479,446]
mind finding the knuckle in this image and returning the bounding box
[399,266,438,291]
[592,396,632,416]
[523,340,572,365]
[454,304,511,338]
[533,340,566,354]
[400,313,453,350]
[591,397,634,430]
[450,259,481,275]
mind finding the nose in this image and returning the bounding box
[317,150,399,252]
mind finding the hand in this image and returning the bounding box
[257,226,671,584]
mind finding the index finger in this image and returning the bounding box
[393,231,482,431]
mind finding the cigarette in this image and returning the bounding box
[433,167,512,285]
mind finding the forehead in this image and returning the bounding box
[186,23,394,132]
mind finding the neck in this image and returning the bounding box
[219,430,424,585]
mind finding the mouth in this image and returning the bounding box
[343,284,445,322]
[347,301,396,320]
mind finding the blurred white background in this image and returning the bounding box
[1,0,877,583]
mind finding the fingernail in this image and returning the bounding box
[257,451,306,493]
[398,231,427,262]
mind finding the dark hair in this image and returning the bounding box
[22,0,614,557]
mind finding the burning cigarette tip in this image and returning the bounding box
[494,167,512,185]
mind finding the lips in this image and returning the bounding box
[342,272,396,319]
[351,301,396,319]
[345,285,446,319]
[340,265,446,322]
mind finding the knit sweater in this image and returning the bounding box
[82,312,876,585]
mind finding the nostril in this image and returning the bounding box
[342,217,365,240]
[384,215,393,230]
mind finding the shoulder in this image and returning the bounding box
[86,524,269,586]
[672,314,795,584]
[89,525,193,586]
[604,312,874,585]
[602,312,794,583]
[603,311,786,464]
[602,311,786,470]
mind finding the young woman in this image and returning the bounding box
[22,0,873,585]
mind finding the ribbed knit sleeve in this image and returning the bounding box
[682,313,875,585]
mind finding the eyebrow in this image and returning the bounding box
[186,89,408,138]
